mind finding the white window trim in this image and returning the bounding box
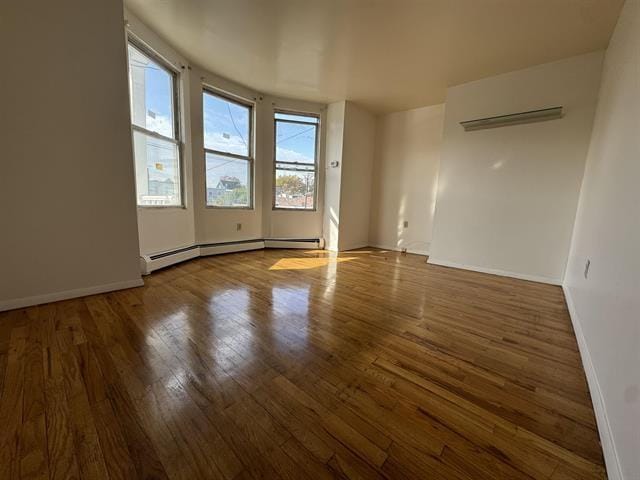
[127,36,185,209]
[203,87,255,210]
[273,110,320,211]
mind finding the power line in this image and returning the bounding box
[227,103,247,147]
[276,125,315,145]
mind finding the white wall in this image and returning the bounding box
[126,12,197,255]
[322,101,376,251]
[564,1,640,478]
[338,102,376,251]
[262,96,327,240]
[190,67,265,245]
[0,0,142,310]
[369,104,444,255]
[323,102,347,251]
[125,10,327,253]
[429,52,604,284]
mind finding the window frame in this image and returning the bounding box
[202,87,255,210]
[272,110,320,211]
[127,36,185,209]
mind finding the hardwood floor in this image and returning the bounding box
[0,248,605,479]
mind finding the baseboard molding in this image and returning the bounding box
[141,246,201,275]
[264,239,321,249]
[562,285,623,480]
[339,241,370,252]
[426,258,562,285]
[141,238,322,274]
[200,241,264,257]
[369,243,430,256]
[0,278,144,312]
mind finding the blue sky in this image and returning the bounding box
[130,47,317,192]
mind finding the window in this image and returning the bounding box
[274,112,319,210]
[127,41,182,207]
[203,90,253,208]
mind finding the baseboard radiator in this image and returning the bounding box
[140,238,323,275]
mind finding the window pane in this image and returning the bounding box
[275,121,317,164]
[275,112,319,123]
[206,152,250,207]
[128,44,175,139]
[203,91,251,157]
[132,131,181,206]
[275,169,315,209]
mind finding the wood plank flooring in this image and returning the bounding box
[0,248,606,479]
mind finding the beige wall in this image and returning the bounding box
[0,0,142,310]
[369,104,444,255]
[564,1,640,478]
[429,52,604,283]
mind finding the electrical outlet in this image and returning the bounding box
[236,223,242,231]
[403,221,409,228]
[584,259,591,279]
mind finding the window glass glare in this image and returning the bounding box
[132,131,181,206]
[128,41,181,207]
[205,152,250,207]
[128,44,175,139]
[203,91,251,157]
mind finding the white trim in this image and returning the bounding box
[426,258,562,285]
[199,241,264,257]
[562,285,623,480]
[140,239,324,274]
[0,278,144,312]
[369,243,430,256]
[264,240,320,249]
[140,247,200,275]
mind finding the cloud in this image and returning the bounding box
[204,131,248,156]
[144,113,173,138]
[144,114,313,166]
[276,146,313,163]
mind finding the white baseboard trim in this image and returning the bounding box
[369,243,430,256]
[426,258,562,285]
[0,278,144,312]
[562,285,622,480]
[264,240,320,249]
[141,247,201,275]
[142,239,322,274]
[200,241,264,257]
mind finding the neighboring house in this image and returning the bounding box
[207,187,225,204]
[217,176,241,190]
[275,192,314,209]
[148,178,175,197]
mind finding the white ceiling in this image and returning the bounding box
[124,0,624,113]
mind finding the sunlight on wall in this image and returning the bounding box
[269,257,357,270]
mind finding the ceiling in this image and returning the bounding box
[124,0,624,113]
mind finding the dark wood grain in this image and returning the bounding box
[0,248,606,479]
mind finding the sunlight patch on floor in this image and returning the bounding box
[269,257,357,270]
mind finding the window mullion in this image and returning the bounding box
[132,124,178,144]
